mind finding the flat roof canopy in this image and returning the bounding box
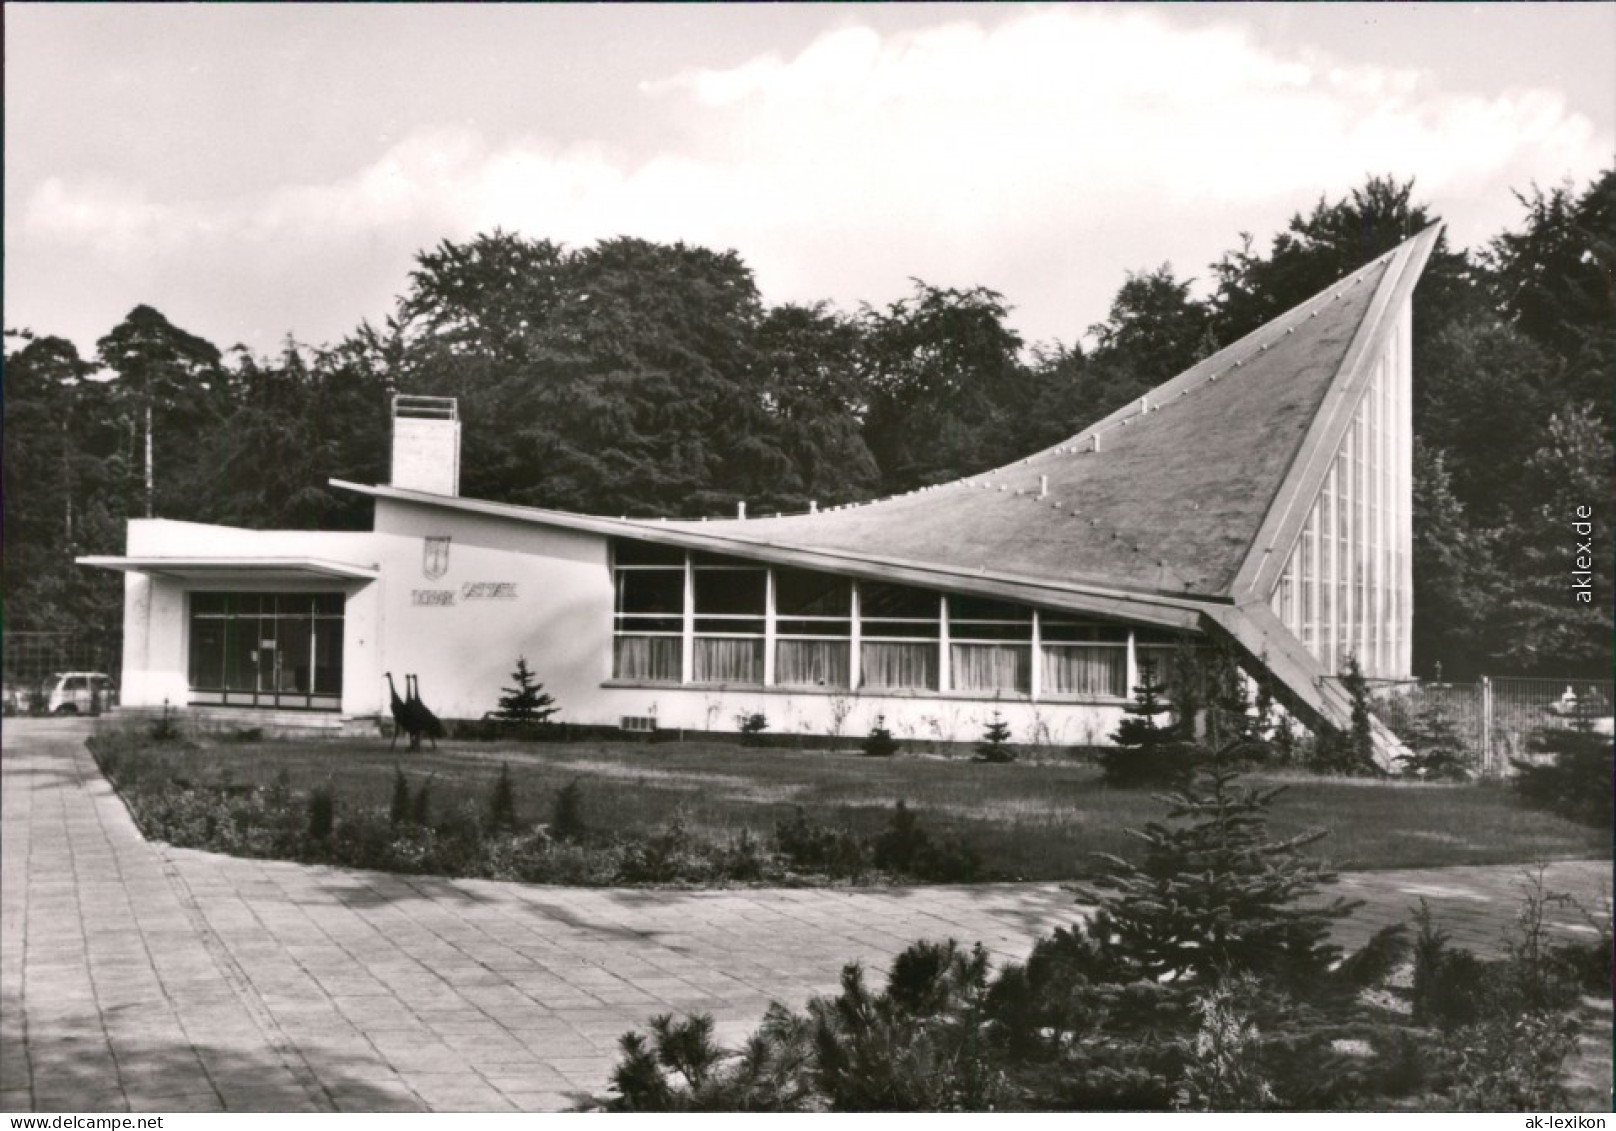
[76,556,379,584]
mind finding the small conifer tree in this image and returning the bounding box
[862,715,900,758]
[496,656,560,725]
[1395,702,1473,780]
[1080,752,1359,988]
[736,711,769,746]
[1102,661,1189,786]
[411,777,434,827]
[975,711,1015,763]
[389,766,411,826]
[307,785,336,841]
[552,779,588,841]
[1342,655,1377,770]
[488,762,518,831]
[1113,660,1173,748]
[1310,657,1382,776]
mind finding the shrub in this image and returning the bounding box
[585,757,1593,1111]
[736,712,769,746]
[1402,876,1593,1111]
[1410,902,1488,1029]
[411,777,434,827]
[974,711,1015,763]
[774,807,866,878]
[148,703,185,743]
[721,828,769,883]
[607,1008,817,1112]
[1512,723,1614,828]
[862,716,900,759]
[871,801,978,883]
[307,785,336,841]
[812,941,1007,1112]
[608,941,1005,1112]
[1173,974,1277,1112]
[616,818,710,884]
[1443,1010,1581,1112]
[488,762,519,832]
[389,767,411,827]
[552,779,588,842]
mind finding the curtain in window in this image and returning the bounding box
[861,642,937,690]
[951,643,1029,693]
[1041,645,1124,697]
[694,638,763,683]
[776,640,850,688]
[614,636,682,681]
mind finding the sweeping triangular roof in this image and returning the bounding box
[331,226,1438,746]
[660,225,1439,601]
[337,226,1438,612]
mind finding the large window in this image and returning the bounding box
[189,593,344,711]
[774,569,851,688]
[607,539,1176,700]
[1041,617,1127,698]
[1268,325,1411,678]
[859,582,939,691]
[949,596,1031,694]
[693,554,766,683]
[613,541,685,681]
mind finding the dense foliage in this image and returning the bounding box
[89,723,982,886]
[1512,720,1616,829]
[600,754,1608,1112]
[7,171,1611,680]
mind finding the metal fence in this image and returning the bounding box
[1377,675,1614,776]
[2,631,119,705]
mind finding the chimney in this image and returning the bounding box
[391,395,460,495]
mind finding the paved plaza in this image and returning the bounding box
[2,718,1609,1113]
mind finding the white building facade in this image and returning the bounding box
[83,228,1438,750]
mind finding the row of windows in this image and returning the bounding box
[611,545,1181,698]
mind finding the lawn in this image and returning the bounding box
[101,727,1610,882]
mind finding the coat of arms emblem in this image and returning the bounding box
[422,536,451,580]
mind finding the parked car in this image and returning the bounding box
[45,672,118,715]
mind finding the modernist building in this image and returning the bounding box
[81,226,1438,751]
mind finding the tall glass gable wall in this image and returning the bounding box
[612,544,1181,699]
[1269,311,1412,678]
[188,593,345,711]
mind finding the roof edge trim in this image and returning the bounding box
[76,555,381,581]
[333,479,1219,622]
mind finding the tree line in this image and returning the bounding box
[5,171,1611,679]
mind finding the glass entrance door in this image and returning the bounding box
[189,592,345,711]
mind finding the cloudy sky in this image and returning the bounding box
[7,3,1612,360]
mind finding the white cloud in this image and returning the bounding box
[13,7,1612,353]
